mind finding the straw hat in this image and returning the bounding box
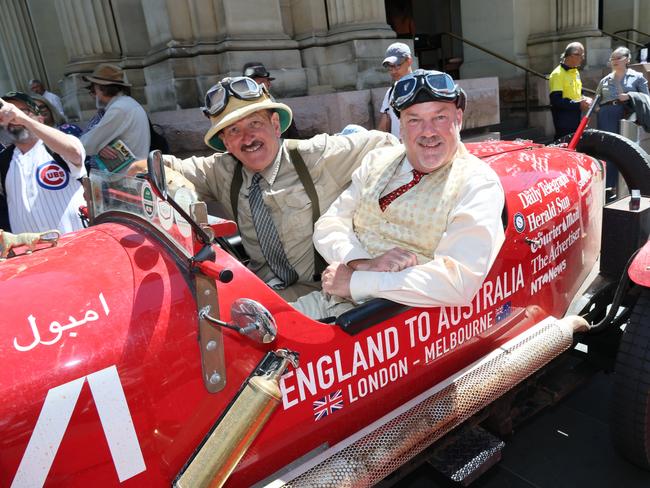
[204,87,292,152]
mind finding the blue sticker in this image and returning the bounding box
[513,212,526,233]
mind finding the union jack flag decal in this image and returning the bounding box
[313,390,344,421]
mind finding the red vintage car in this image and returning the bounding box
[1,129,649,487]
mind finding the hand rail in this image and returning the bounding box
[441,31,549,81]
[613,28,650,40]
[439,31,596,101]
[601,30,646,48]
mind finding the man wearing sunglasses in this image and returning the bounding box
[0,92,86,234]
[293,69,505,319]
[549,42,593,139]
[149,76,398,301]
[378,42,413,138]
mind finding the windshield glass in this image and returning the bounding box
[87,171,199,257]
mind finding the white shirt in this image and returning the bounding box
[6,139,86,234]
[81,93,150,160]
[314,152,505,307]
[380,87,401,139]
[43,90,65,119]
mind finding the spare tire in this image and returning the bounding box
[558,129,650,196]
[611,288,650,469]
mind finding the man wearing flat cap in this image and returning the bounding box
[378,42,413,139]
[81,63,150,162]
[242,62,300,139]
[131,77,398,301]
[0,92,86,233]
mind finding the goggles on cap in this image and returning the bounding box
[201,76,265,117]
[390,70,465,114]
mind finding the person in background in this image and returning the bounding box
[0,92,86,234]
[80,63,150,162]
[596,46,649,191]
[293,70,505,318]
[378,42,414,139]
[242,62,300,139]
[29,78,66,121]
[31,95,82,137]
[549,42,593,139]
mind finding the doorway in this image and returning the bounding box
[384,0,464,78]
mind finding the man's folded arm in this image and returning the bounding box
[349,176,506,307]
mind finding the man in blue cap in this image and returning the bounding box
[294,70,505,318]
[378,42,413,139]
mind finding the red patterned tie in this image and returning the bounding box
[379,169,426,211]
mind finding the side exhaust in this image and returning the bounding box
[268,316,588,487]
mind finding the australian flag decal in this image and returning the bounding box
[496,301,512,323]
[313,390,344,421]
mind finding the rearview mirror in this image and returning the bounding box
[231,298,277,344]
[147,149,167,200]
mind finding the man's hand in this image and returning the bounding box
[349,246,417,272]
[126,159,147,176]
[580,96,593,111]
[618,93,631,102]
[0,99,29,127]
[98,145,120,161]
[322,262,354,299]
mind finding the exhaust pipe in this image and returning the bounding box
[270,315,587,487]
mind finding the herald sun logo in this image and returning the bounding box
[36,161,68,190]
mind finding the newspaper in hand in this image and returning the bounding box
[94,139,136,173]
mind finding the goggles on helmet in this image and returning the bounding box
[201,76,265,117]
[390,70,465,115]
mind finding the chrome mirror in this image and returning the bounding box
[231,299,277,344]
[146,149,167,200]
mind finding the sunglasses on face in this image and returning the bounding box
[201,77,265,117]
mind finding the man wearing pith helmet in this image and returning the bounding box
[293,69,505,318]
[137,76,398,301]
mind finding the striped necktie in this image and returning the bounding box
[248,173,299,287]
[379,169,426,211]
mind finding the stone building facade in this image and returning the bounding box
[0,0,645,149]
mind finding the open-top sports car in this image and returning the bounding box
[1,128,650,488]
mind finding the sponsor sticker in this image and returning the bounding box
[157,198,174,231]
[513,212,526,233]
[36,161,68,190]
[173,188,193,238]
[141,182,156,219]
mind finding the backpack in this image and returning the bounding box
[149,119,170,154]
[0,145,69,232]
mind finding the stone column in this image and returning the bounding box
[326,0,387,33]
[141,0,304,111]
[0,0,46,92]
[300,0,395,93]
[528,0,608,72]
[556,0,598,32]
[54,0,123,119]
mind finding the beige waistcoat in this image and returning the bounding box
[353,145,481,264]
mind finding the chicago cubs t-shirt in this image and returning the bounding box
[6,140,86,234]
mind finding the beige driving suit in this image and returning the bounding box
[164,131,398,300]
